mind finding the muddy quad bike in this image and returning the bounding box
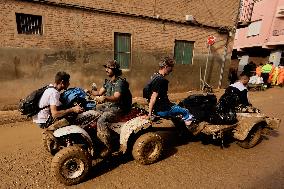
[177,94,281,148]
[195,111,281,148]
[43,105,165,186]
[142,109,281,150]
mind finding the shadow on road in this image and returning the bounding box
[85,131,180,183]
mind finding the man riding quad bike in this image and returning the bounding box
[43,104,165,186]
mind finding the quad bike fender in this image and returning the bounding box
[53,125,94,151]
[234,113,268,141]
[265,117,281,130]
[119,116,152,153]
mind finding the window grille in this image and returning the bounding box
[16,13,43,35]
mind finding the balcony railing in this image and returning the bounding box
[238,0,254,28]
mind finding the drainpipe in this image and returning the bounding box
[217,0,242,89]
[218,34,230,89]
[153,0,157,16]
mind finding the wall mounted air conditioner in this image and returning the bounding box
[276,6,284,17]
[185,15,195,22]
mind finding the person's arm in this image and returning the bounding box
[148,92,158,117]
[104,91,121,102]
[90,87,106,96]
[103,79,124,102]
[50,104,83,119]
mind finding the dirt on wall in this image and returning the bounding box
[0,48,231,110]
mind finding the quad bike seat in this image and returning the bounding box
[116,107,145,122]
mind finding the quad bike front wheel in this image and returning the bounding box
[51,145,92,186]
[237,126,263,149]
[42,132,58,155]
[132,132,163,165]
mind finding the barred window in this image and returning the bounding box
[16,13,43,35]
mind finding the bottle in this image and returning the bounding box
[91,83,97,91]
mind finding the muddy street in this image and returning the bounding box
[0,88,284,189]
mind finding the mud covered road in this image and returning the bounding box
[0,88,284,189]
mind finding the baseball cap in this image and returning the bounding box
[103,60,120,69]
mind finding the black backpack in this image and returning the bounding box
[19,85,53,117]
[143,73,162,101]
[117,77,132,113]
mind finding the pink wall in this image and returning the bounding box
[234,0,284,50]
[267,0,284,45]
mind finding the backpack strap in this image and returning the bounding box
[149,73,163,87]
[39,85,57,111]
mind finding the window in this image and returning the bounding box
[16,13,43,35]
[247,20,262,37]
[174,40,194,64]
[114,32,131,69]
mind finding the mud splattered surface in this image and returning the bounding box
[0,88,284,189]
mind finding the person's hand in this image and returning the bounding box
[141,114,155,121]
[84,89,90,94]
[72,105,84,113]
[91,83,97,91]
[141,115,150,119]
[96,96,106,104]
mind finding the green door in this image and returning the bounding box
[174,40,194,64]
[114,33,131,69]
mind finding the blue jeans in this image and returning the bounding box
[156,105,193,121]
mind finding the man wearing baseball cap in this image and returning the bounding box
[88,60,132,157]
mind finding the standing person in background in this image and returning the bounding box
[256,63,263,77]
[243,61,256,77]
[228,67,238,85]
[277,64,284,87]
[268,62,276,87]
[271,65,279,86]
[261,62,273,88]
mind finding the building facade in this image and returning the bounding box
[0,0,239,101]
[233,0,284,71]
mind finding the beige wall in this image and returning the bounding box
[0,0,234,105]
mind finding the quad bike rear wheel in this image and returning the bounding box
[132,132,163,165]
[237,126,263,149]
[51,145,92,186]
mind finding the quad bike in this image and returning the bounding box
[177,93,281,149]
[43,105,166,186]
[43,92,281,186]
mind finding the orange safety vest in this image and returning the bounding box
[277,67,284,85]
[268,66,275,83]
[256,66,262,77]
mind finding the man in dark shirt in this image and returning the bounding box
[147,57,193,126]
[89,60,132,157]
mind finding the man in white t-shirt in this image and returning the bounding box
[33,71,83,129]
